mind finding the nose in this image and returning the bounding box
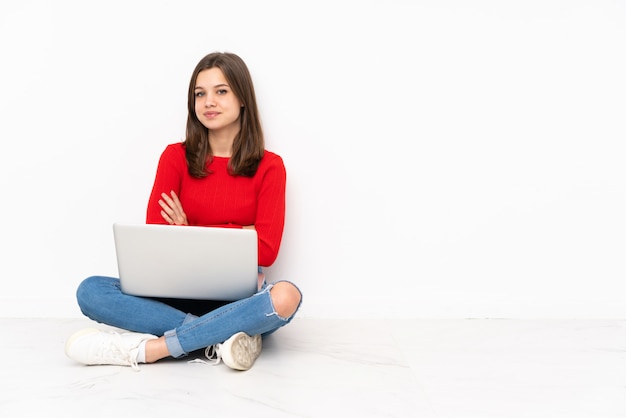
[204,92,216,107]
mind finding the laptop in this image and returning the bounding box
[113,223,258,301]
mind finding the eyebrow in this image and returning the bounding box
[195,83,230,90]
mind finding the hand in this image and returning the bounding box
[159,191,188,226]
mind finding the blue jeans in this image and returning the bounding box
[75,272,301,358]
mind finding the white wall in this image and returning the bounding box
[1,0,624,319]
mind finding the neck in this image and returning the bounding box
[208,128,238,157]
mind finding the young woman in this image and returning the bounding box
[64,52,302,371]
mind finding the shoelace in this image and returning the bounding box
[188,344,222,366]
[96,332,141,371]
[127,348,141,371]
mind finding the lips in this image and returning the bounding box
[204,112,220,118]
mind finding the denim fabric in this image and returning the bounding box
[76,273,301,358]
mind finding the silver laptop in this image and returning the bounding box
[113,223,258,300]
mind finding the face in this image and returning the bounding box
[194,67,243,133]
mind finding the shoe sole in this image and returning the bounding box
[221,332,262,371]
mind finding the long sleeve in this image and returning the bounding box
[146,144,187,224]
[253,153,286,266]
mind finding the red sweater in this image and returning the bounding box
[146,143,286,267]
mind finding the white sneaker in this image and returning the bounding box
[64,328,158,371]
[202,332,262,371]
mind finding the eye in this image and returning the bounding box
[217,89,228,95]
[195,91,205,97]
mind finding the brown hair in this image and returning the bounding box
[184,52,264,177]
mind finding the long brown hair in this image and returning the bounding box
[184,52,265,177]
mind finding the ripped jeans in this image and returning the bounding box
[75,270,301,358]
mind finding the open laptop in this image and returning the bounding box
[113,223,258,301]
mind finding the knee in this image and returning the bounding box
[76,276,113,314]
[269,281,302,318]
[76,276,98,312]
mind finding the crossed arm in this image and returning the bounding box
[158,191,255,231]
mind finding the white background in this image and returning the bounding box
[1,0,624,319]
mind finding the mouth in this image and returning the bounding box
[203,111,220,118]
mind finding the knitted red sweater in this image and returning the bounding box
[146,143,286,267]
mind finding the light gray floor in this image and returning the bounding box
[1,317,625,417]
